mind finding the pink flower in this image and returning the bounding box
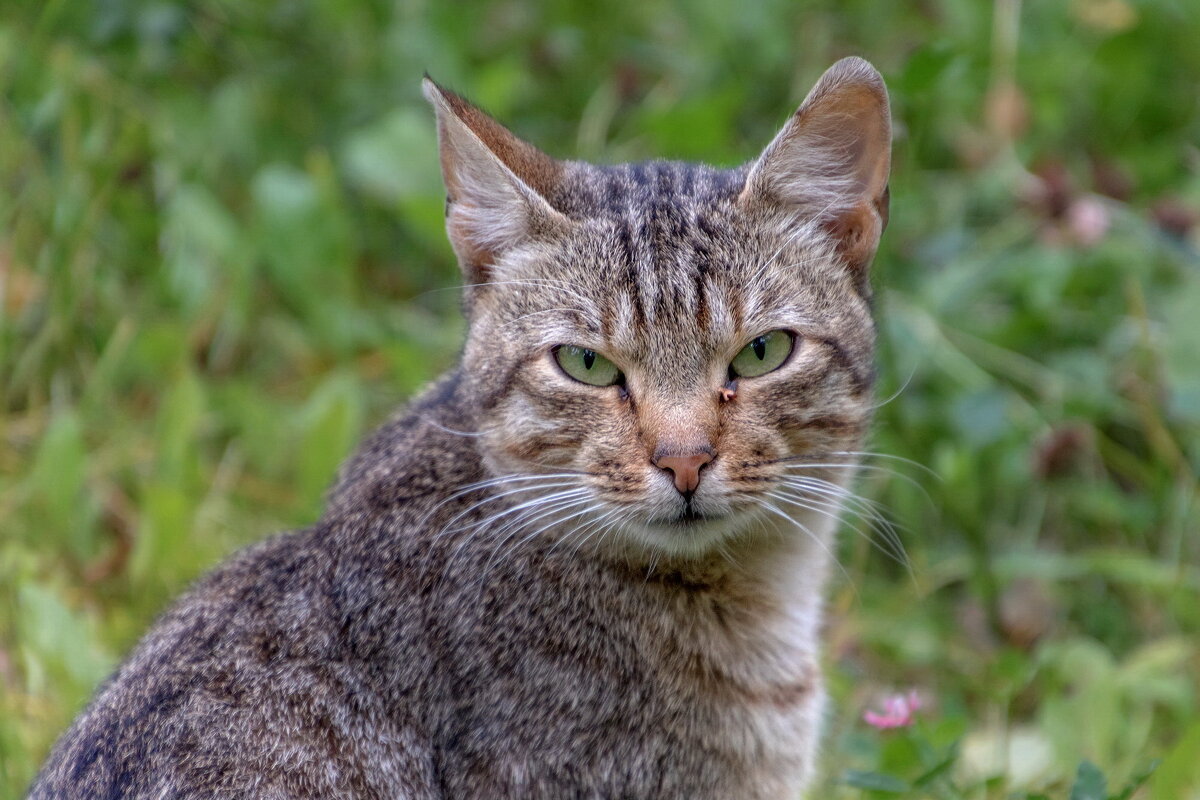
[863,690,923,730]
[1067,195,1112,246]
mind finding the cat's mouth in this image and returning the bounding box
[646,502,725,530]
[642,500,709,526]
[627,504,748,558]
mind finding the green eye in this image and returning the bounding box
[730,330,794,378]
[553,345,622,387]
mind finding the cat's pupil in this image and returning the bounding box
[583,349,596,369]
[752,337,767,360]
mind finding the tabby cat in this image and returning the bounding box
[30,56,891,799]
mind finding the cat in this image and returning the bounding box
[29,56,891,799]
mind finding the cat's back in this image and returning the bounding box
[29,368,509,798]
[29,531,378,798]
[27,409,466,799]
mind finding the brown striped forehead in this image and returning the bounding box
[495,225,859,398]
[549,161,748,218]
[479,158,870,394]
[552,161,753,348]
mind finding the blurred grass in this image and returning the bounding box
[1,1,1198,797]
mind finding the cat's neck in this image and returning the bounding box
[586,508,837,620]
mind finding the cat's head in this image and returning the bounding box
[425,59,890,560]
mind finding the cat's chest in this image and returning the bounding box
[653,589,822,772]
[639,568,826,792]
[430,561,822,798]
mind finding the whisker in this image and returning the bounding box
[475,279,593,309]
[644,548,661,583]
[552,500,627,559]
[822,450,940,479]
[753,221,826,281]
[559,509,616,558]
[580,504,633,550]
[446,486,589,536]
[745,495,854,590]
[770,456,932,497]
[433,482,586,539]
[430,487,588,582]
[779,474,902,538]
[407,277,592,307]
[869,363,918,411]
[506,494,595,544]
[772,482,911,572]
[420,416,488,437]
[756,449,937,480]
[419,471,588,528]
[474,496,596,585]
[576,507,634,561]
[713,538,743,570]
[427,473,586,513]
[774,460,911,483]
[443,490,592,590]
[453,471,591,492]
[766,489,874,547]
[780,474,891,519]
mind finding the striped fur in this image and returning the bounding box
[30,58,891,799]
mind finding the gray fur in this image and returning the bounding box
[30,57,891,799]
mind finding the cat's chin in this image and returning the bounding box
[624,510,751,559]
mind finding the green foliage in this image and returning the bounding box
[1,1,1197,797]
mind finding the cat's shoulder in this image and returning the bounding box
[325,367,483,517]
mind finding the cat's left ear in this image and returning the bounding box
[423,77,575,284]
[740,57,892,275]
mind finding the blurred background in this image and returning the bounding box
[1,1,1197,797]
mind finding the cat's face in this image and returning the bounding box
[462,183,876,557]
[427,59,890,558]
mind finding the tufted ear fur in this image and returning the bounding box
[423,77,575,284]
[740,57,891,275]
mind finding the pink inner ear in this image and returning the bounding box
[740,60,891,223]
[426,80,577,285]
[822,202,884,274]
[446,206,494,279]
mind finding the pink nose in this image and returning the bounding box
[653,452,714,496]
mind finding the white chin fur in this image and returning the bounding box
[618,496,846,561]
[624,514,752,559]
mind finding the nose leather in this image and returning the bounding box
[654,452,714,496]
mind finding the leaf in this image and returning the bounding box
[912,743,960,788]
[340,109,442,205]
[131,482,195,586]
[17,583,114,696]
[155,369,206,486]
[895,41,956,95]
[949,388,1012,447]
[1150,723,1200,800]
[1112,759,1159,800]
[1160,275,1200,423]
[294,373,364,517]
[840,769,911,793]
[160,183,239,312]
[251,163,355,342]
[28,411,96,559]
[1069,760,1107,800]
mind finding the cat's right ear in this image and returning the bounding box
[740,57,892,276]
[423,77,575,285]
